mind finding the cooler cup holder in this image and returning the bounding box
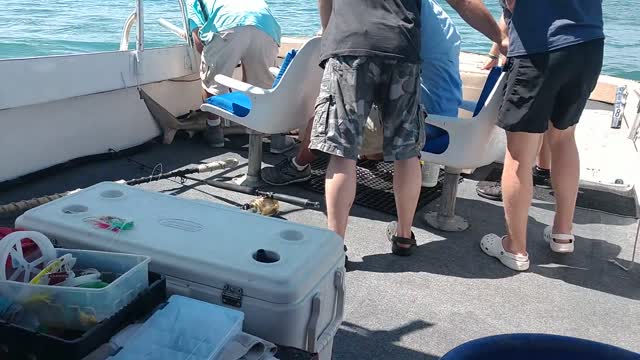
[279,229,304,241]
[62,204,89,215]
[100,189,125,199]
[253,249,280,264]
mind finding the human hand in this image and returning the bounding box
[481,56,499,70]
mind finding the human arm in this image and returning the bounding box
[186,0,205,53]
[192,28,204,53]
[318,0,333,31]
[481,14,508,69]
[445,0,508,54]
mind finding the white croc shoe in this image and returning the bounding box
[480,234,530,271]
[543,226,574,253]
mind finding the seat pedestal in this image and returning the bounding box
[233,132,264,187]
[423,168,469,232]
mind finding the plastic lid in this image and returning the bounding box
[109,295,243,360]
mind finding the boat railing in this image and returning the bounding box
[158,18,187,40]
[118,0,145,53]
[120,0,192,52]
[120,10,137,51]
[136,0,144,52]
[176,0,194,49]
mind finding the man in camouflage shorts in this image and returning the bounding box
[310,0,424,256]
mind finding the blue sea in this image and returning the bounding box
[1,0,638,80]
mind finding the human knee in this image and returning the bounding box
[505,143,539,167]
[546,125,577,150]
[328,155,357,174]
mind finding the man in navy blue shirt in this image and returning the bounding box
[481,0,605,271]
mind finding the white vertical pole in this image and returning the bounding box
[136,0,144,52]
[178,0,194,48]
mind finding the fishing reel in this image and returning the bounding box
[242,197,280,217]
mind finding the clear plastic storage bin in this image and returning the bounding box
[0,248,149,331]
[108,295,244,360]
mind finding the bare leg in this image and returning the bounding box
[294,117,317,166]
[546,123,579,237]
[537,132,552,169]
[325,156,357,238]
[201,89,220,124]
[502,131,543,255]
[393,157,422,242]
[202,89,225,147]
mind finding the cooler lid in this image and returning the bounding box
[15,182,344,305]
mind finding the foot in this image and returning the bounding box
[543,226,574,253]
[476,181,502,201]
[204,125,225,148]
[386,221,417,256]
[261,158,312,186]
[477,166,552,201]
[480,234,530,271]
[533,166,552,188]
[270,135,296,154]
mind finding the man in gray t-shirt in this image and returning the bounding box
[309,0,506,258]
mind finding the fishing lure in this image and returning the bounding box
[83,216,134,232]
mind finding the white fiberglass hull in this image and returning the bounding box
[0,45,202,184]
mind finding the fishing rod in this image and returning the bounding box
[124,156,321,210]
[0,159,239,216]
[182,175,321,210]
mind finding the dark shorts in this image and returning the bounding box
[309,56,425,161]
[498,38,604,133]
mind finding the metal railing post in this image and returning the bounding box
[136,0,144,53]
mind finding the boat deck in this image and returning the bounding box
[2,135,639,359]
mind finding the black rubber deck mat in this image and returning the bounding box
[302,157,445,215]
[482,164,639,218]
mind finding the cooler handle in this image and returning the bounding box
[306,270,345,352]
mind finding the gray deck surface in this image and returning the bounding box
[2,135,639,359]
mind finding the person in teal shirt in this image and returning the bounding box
[188,0,290,151]
[187,0,281,49]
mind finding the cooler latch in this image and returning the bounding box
[222,284,243,307]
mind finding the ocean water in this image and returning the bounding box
[0,0,638,80]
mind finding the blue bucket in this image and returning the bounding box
[441,334,640,360]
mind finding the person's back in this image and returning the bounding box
[188,0,281,45]
[503,0,604,56]
[320,0,421,65]
[420,0,462,117]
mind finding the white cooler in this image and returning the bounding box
[16,182,345,359]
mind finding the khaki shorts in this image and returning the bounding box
[200,25,278,96]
